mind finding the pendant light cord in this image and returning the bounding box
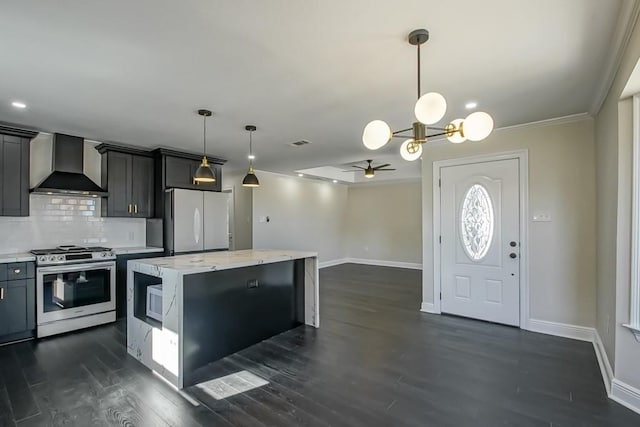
[249,130,254,167]
[203,113,207,158]
[417,43,421,99]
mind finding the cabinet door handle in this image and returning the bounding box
[134,204,138,214]
[13,269,20,274]
[128,204,132,214]
[0,287,4,300]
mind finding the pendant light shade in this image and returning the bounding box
[242,125,260,188]
[193,109,216,183]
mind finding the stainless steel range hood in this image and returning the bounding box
[31,133,108,197]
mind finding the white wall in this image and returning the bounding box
[252,171,348,264]
[422,118,597,328]
[345,181,422,265]
[594,9,640,398]
[613,98,640,389]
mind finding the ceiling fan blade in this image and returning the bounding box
[342,170,358,172]
[373,164,391,170]
[351,165,366,170]
[376,168,396,171]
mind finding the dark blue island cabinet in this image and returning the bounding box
[125,249,319,389]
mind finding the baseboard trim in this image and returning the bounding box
[611,379,640,415]
[527,318,595,342]
[318,259,349,269]
[345,258,422,270]
[420,302,439,314]
[593,330,613,395]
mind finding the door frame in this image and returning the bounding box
[432,150,530,329]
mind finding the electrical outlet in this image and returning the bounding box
[532,211,552,222]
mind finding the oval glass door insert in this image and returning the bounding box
[460,184,494,261]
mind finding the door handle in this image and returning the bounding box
[134,204,138,214]
[510,241,517,247]
[0,287,4,300]
[128,204,132,214]
[509,253,518,259]
[13,268,21,274]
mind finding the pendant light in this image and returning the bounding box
[242,125,260,187]
[193,109,216,183]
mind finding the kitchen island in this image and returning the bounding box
[126,249,318,389]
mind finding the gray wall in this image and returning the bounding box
[222,173,253,250]
[252,171,348,263]
[421,118,597,328]
[345,181,422,264]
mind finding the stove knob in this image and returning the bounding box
[48,255,55,262]
[101,252,107,257]
[38,256,47,263]
[57,255,64,261]
[108,251,114,257]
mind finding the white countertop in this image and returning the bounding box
[112,246,164,255]
[129,249,317,274]
[0,252,36,263]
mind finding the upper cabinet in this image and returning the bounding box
[96,144,155,218]
[153,149,225,220]
[155,149,224,192]
[0,126,37,217]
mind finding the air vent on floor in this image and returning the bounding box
[291,140,312,147]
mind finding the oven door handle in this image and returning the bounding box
[37,262,115,274]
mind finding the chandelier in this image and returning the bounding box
[362,29,494,161]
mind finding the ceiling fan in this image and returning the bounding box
[345,160,396,178]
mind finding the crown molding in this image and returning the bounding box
[590,0,640,114]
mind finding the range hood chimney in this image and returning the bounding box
[31,133,108,197]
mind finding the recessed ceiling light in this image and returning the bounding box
[465,102,477,109]
[11,101,26,109]
[298,173,304,177]
[332,180,338,183]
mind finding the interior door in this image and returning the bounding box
[204,192,230,250]
[440,158,520,326]
[172,189,204,253]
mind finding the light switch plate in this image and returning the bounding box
[532,211,552,222]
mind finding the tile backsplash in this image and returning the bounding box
[0,195,146,254]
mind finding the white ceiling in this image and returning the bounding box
[0,0,629,182]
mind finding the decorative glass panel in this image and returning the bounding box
[460,184,494,261]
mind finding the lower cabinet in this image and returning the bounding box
[116,252,163,319]
[0,262,36,344]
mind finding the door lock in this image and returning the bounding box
[509,253,518,259]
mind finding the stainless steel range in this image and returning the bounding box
[31,245,116,338]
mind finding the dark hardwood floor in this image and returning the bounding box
[1,263,638,426]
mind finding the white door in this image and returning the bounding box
[173,189,204,253]
[204,192,230,250]
[440,158,520,326]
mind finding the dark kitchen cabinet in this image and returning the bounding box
[115,251,162,318]
[97,144,154,218]
[153,148,225,218]
[0,261,36,344]
[162,153,223,192]
[0,130,34,217]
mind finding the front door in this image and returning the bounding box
[440,158,520,326]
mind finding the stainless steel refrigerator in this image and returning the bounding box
[164,189,230,255]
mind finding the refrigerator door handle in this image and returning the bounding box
[194,207,202,244]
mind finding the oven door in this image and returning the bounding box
[36,262,116,324]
